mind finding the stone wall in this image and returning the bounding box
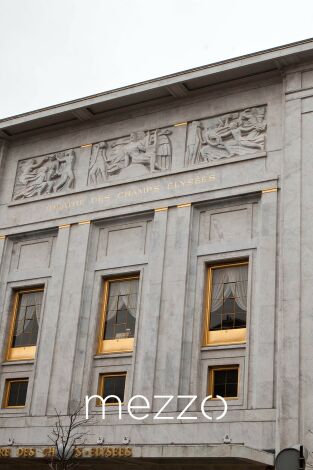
[0,62,311,459]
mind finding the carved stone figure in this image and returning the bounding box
[88,128,172,185]
[13,150,76,200]
[156,129,172,170]
[186,107,267,165]
[186,121,203,165]
[88,142,107,185]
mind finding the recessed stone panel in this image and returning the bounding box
[10,237,54,271]
[199,204,254,244]
[97,220,150,260]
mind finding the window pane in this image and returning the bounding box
[226,369,238,383]
[210,265,248,331]
[226,382,238,397]
[6,380,28,407]
[214,370,226,384]
[213,384,224,397]
[209,312,222,330]
[104,279,139,340]
[101,375,126,403]
[12,290,43,347]
[222,313,234,329]
[212,368,238,399]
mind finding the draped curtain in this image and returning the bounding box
[106,279,139,320]
[15,292,42,336]
[210,266,247,313]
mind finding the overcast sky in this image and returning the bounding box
[1,0,313,120]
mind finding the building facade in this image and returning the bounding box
[1,39,313,469]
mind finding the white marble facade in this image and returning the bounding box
[1,40,313,469]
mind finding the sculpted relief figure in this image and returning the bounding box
[88,128,172,185]
[186,107,266,165]
[13,150,76,200]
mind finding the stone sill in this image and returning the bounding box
[201,343,246,352]
[2,359,35,366]
[93,353,133,360]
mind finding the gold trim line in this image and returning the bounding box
[80,143,92,148]
[78,220,91,225]
[155,207,168,212]
[59,224,71,229]
[174,122,187,127]
[262,188,278,194]
[177,203,191,208]
[0,235,6,240]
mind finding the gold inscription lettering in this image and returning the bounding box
[17,448,36,458]
[43,447,56,458]
[0,448,11,457]
[74,448,83,458]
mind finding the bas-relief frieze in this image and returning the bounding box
[88,128,172,185]
[11,105,267,202]
[186,107,266,165]
[13,149,76,200]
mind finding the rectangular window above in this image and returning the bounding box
[3,378,29,408]
[203,262,248,346]
[7,287,44,361]
[209,366,239,399]
[97,373,126,406]
[98,276,139,354]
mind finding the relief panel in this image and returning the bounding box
[10,105,267,203]
[12,150,76,200]
[186,106,266,166]
[88,128,172,185]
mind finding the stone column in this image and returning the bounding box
[250,188,277,409]
[298,108,313,450]
[0,236,6,273]
[153,204,192,412]
[132,208,168,405]
[277,98,301,449]
[30,224,70,416]
[46,221,91,415]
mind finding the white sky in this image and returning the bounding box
[1,0,313,120]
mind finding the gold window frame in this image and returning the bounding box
[97,275,139,355]
[3,378,29,408]
[96,373,126,407]
[6,287,44,361]
[203,261,248,346]
[209,366,239,400]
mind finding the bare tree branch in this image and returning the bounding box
[47,403,93,470]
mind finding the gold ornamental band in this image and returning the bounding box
[262,188,278,194]
[78,220,91,225]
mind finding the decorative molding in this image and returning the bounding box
[186,106,267,166]
[78,220,91,225]
[0,235,6,240]
[12,150,76,201]
[177,203,191,208]
[155,207,168,212]
[59,224,71,229]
